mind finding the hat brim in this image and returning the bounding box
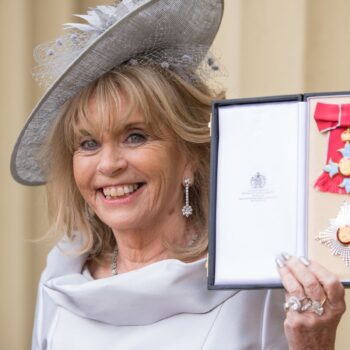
[11,0,224,185]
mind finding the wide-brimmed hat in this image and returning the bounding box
[11,0,224,186]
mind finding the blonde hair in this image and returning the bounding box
[43,64,224,262]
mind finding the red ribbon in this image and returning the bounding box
[314,103,350,194]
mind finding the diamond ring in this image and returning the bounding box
[309,298,327,316]
[284,296,327,316]
[283,296,307,313]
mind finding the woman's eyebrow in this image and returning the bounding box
[111,121,147,133]
[75,128,94,136]
[75,121,147,137]
[123,121,146,128]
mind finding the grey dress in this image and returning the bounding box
[32,239,288,350]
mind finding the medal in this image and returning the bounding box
[316,202,350,267]
[314,103,350,194]
[323,133,350,192]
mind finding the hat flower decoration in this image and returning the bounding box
[11,0,224,186]
[33,0,149,88]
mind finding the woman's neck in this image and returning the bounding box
[114,232,170,273]
[89,215,188,279]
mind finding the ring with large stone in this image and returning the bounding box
[283,296,306,313]
[309,298,327,316]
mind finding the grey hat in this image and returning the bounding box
[11,0,224,185]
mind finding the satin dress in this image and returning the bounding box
[32,239,288,350]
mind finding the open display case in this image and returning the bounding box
[208,92,350,289]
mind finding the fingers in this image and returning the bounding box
[279,255,326,302]
[307,260,345,305]
[276,254,346,350]
[276,256,306,299]
[276,253,346,315]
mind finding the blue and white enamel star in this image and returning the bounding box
[324,159,339,177]
[316,202,350,267]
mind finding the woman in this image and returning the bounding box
[11,0,345,349]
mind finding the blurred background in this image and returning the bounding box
[1,0,350,348]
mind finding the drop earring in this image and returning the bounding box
[182,178,193,218]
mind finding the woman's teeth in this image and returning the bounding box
[102,184,139,198]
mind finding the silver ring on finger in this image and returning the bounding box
[309,297,327,316]
[283,296,307,313]
[297,297,327,315]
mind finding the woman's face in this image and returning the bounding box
[73,97,192,233]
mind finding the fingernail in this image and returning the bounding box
[275,256,285,268]
[281,252,292,261]
[299,256,310,267]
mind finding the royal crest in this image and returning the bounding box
[250,172,266,189]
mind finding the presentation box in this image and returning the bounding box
[208,92,350,289]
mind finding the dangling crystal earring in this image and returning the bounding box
[182,178,193,218]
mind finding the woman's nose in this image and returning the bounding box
[97,146,127,176]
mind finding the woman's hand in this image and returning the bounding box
[276,254,346,350]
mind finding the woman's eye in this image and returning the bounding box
[79,139,99,151]
[125,132,147,145]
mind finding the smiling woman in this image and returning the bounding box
[43,65,216,268]
[9,0,346,349]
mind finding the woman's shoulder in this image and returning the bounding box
[41,233,88,281]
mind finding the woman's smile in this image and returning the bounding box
[97,182,145,205]
[102,183,142,199]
